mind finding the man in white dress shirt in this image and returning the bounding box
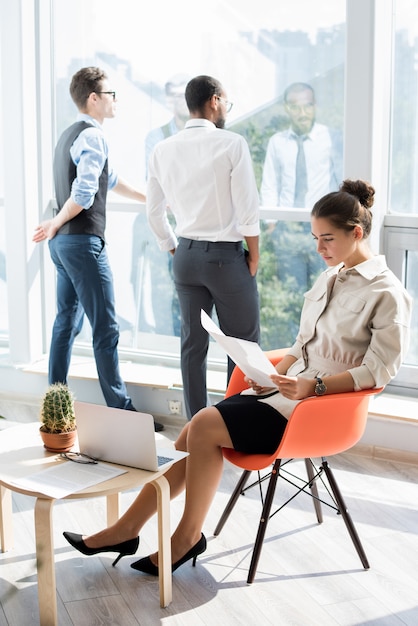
[261,82,342,209]
[261,83,343,296]
[147,75,260,420]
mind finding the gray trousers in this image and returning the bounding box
[172,237,260,420]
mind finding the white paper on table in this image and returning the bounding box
[10,460,127,499]
[201,310,278,388]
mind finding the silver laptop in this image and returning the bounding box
[74,401,188,471]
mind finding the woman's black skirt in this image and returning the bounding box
[215,392,288,455]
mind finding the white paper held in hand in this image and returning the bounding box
[200,310,278,388]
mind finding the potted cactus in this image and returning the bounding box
[39,383,77,452]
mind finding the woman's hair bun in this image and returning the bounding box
[340,179,375,209]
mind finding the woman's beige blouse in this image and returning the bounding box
[255,255,412,419]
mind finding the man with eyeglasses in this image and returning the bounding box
[259,82,343,302]
[261,82,342,209]
[147,74,260,421]
[33,66,164,431]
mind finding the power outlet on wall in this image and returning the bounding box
[168,400,182,415]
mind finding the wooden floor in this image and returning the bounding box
[1,405,418,626]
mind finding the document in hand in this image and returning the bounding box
[200,310,278,388]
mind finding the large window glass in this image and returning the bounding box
[52,0,345,355]
[387,0,418,390]
[0,204,6,340]
[385,227,418,389]
[390,0,418,214]
[0,48,7,341]
[405,252,418,368]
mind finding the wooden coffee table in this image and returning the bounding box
[0,422,173,626]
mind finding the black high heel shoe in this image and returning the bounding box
[130,533,207,576]
[63,531,139,567]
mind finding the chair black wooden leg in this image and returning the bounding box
[305,458,323,524]
[321,458,370,569]
[214,469,252,536]
[247,459,281,584]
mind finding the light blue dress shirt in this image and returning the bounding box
[69,113,118,209]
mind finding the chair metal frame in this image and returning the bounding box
[214,349,382,583]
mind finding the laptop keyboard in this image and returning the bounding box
[157,455,174,466]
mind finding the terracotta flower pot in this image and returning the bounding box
[39,427,77,453]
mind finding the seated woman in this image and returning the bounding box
[63,179,412,575]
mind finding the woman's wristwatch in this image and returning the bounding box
[314,377,327,396]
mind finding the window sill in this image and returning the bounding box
[369,392,418,423]
[21,355,417,422]
[21,354,227,393]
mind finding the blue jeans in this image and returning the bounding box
[48,234,134,410]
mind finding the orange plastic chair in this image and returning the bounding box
[214,348,383,583]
